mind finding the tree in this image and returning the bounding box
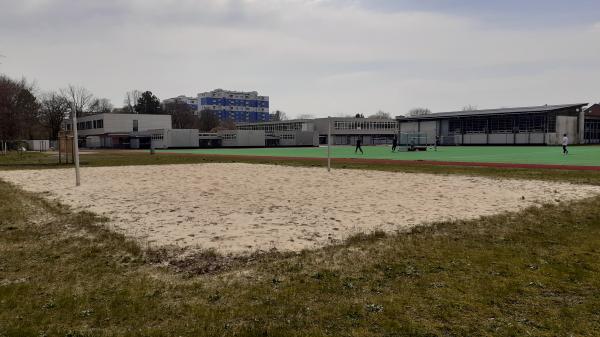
[355,113,365,118]
[270,110,287,121]
[462,105,478,111]
[88,98,113,115]
[219,119,236,130]
[134,91,161,114]
[16,84,41,139]
[124,90,142,113]
[39,92,70,140]
[368,110,391,119]
[163,101,199,129]
[297,114,315,119]
[198,109,220,132]
[407,108,431,117]
[0,75,40,149]
[60,85,94,118]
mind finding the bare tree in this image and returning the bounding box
[462,105,478,111]
[39,92,70,140]
[124,90,142,113]
[270,110,288,121]
[60,85,94,117]
[368,110,391,119]
[218,119,236,130]
[297,114,315,119]
[407,108,431,117]
[89,98,113,115]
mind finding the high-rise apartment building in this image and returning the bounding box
[198,89,269,123]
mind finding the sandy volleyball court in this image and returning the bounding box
[1,163,599,255]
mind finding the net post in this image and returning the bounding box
[71,102,81,186]
[327,116,331,172]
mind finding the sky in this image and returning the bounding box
[1,0,599,118]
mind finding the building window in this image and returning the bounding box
[133,120,138,132]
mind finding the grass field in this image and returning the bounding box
[2,151,600,336]
[160,145,600,167]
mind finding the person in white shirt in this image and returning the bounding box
[562,134,569,155]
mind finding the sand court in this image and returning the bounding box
[1,163,599,255]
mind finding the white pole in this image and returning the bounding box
[71,102,81,186]
[327,116,331,172]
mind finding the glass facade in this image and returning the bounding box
[448,113,557,134]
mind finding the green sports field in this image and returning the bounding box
[160,145,600,167]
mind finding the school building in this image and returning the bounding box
[396,104,589,145]
[236,117,397,146]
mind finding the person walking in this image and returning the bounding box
[562,133,569,155]
[392,135,398,152]
[355,138,363,154]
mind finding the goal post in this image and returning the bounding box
[398,132,428,146]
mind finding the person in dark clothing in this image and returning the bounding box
[434,135,440,151]
[355,138,363,154]
[392,135,398,152]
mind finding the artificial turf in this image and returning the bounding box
[160,145,600,167]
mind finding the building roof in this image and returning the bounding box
[397,103,588,121]
[585,103,600,117]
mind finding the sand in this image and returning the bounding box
[1,163,599,255]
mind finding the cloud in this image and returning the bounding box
[0,0,599,116]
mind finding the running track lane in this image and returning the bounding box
[159,152,600,171]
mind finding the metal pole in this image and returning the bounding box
[327,116,331,172]
[71,102,81,186]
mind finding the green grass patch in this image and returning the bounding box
[2,151,600,186]
[161,145,600,167]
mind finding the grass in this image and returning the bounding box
[160,145,600,167]
[2,151,600,186]
[2,151,600,336]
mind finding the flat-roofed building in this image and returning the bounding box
[396,104,588,146]
[237,119,319,146]
[64,113,200,149]
[237,117,397,146]
[584,103,600,144]
[162,95,198,111]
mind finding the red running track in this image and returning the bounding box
[160,152,600,171]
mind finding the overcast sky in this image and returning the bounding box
[1,0,599,117]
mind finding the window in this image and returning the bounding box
[133,120,138,132]
[489,116,513,133]
[463,117,487,133]
[221,133,237,140]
